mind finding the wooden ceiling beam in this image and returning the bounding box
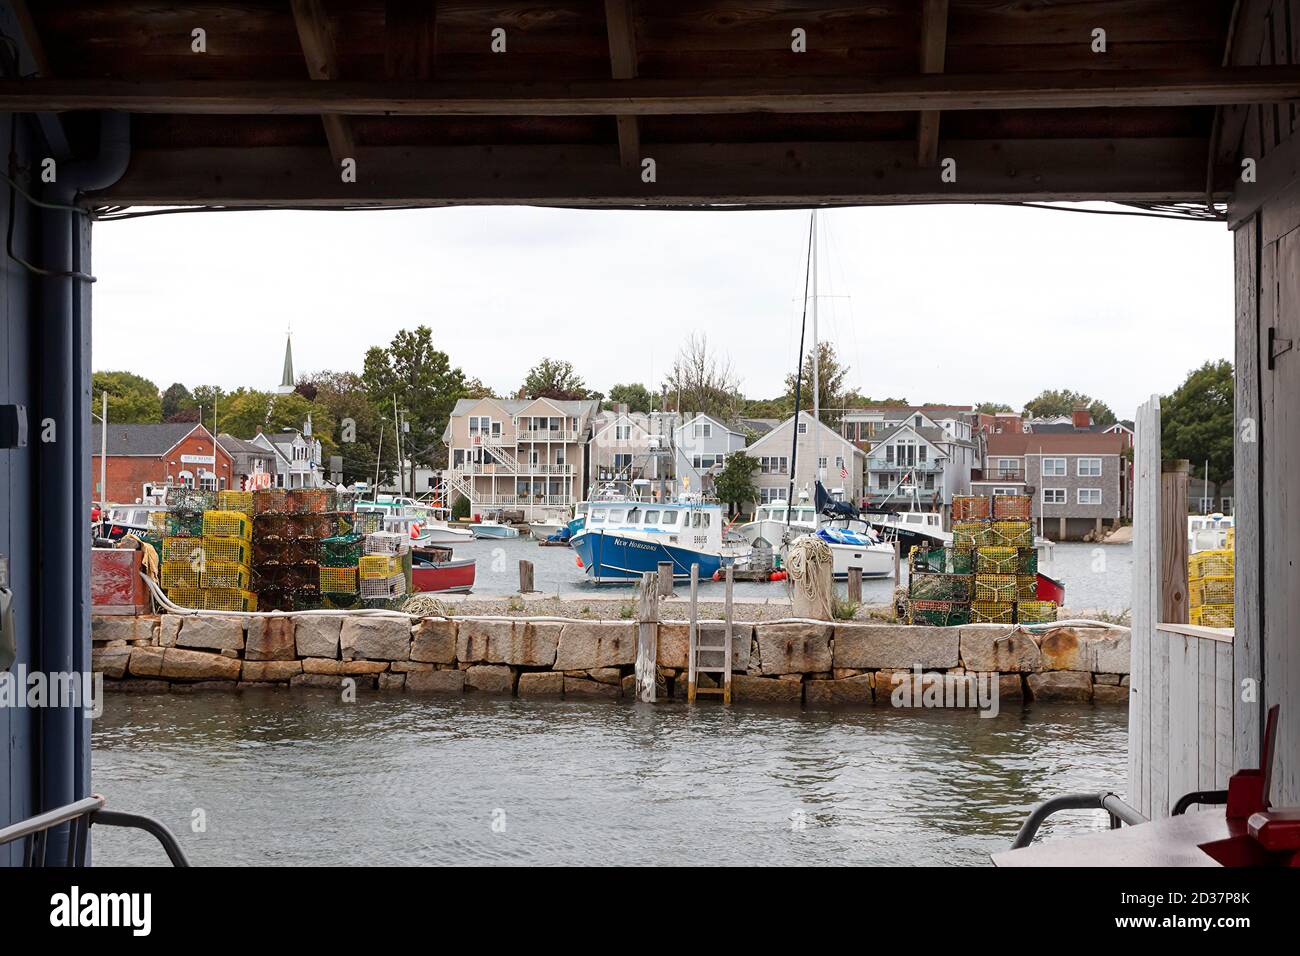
[916,0,949,168]
[6,68,1300,115]
[289,0,354,169]
[604,0,639,169]
[385,0,436,81]
[91,138,1219,208]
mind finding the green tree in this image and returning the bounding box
[784,341,849,423]
[93,371,161,423]
[1161,359,1234,500]
[362,325,467,469]
[462,376,498,400]
[739,395,793,420]
[976,401,1014,414]
[161,382,195,421]
[714,453,760,516]
[607,382,654,413]
[301,370,382,486]
[1023,388,1117,427]
[841,390,908,409]
[520,358,591,401]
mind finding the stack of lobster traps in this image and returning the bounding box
[905,493,1057,626]
[249,488,350,612]
[1189,548,1234,628]
[156,487,257,611]
[357,530,410,605]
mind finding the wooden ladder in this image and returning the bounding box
[688,563,734,704]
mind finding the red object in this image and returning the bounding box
[90,548,147,614]
[409,522,421,539]
[575,556,584,568]
[90,423,234,504]
[770,570,787,581]
[1035,572,1065,605]
[712,569,722,581]
[411,557,475,594]
[91,504,101,523]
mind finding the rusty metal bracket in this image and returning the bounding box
[1268,326,1293,370]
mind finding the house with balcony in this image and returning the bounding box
[971,431,1129,540]
[250,424,325,489]
[673,413,748,498]
[441,396,598,520]
[742,411,863,509]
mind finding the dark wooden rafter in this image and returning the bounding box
[97,138,1221,209]
[5,68,1300,116]
[604,0,639,169]
[0,0,72,158]
[916,0,949,168]
[289,0,354,168]
[1211,0,1273,193]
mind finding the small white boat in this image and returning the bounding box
[528,518,565,540]
[1188,513,1233,553]
[738,499,818,548]
[419,521,475,544]
[472,520,519,539]
[784,524,896,580]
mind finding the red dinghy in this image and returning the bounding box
[412,556,476,593]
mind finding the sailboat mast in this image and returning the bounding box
[786,213,815,527]
[811,211,820,507]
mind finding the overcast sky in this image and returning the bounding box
[92,202,1233,422]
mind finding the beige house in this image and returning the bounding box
[586,408,678,491]
[742,411,864,509]
[441,397,599,520]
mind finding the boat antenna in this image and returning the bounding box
[786,210,815,530]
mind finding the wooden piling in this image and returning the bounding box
[657,561,674,597]
[723,565,734,705]
[847,566,863,604]
[518,559,534,594]
[893,539,901,588]
[635,571,658,703]
[687,563,699,702]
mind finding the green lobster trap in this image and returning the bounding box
[907,600,971,627]
[947,547,974,575]
[909,572,972,602]
[1017,600,1058,624]
[988,520,1033,548]
[971,601,1015,624]
[974,573,1017,604]
[319,533,365,567]
[975,546,1018,574]
[1017,547,1038,575]
[908,545,947,574]
[952,520,991,549]
[165,487,216,514]
[148,510,203,537]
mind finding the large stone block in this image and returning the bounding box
[157,648,242,681]
[1027,670,1093,702]
[458,620,560,667]
[563,676,620,699]
[295,617,341,659]
[378,672,406,691]
[755,623,832,676]
[405,669,465,694]
[92,616,157,644]
[657,623,751,671]
[1088,629,1131,674]
[732,674,803,705]
[959,625,1043,673]
[245,618,297,661]
[554,622,637,671]
[127,646,165,678]
[805,674,873,707]
[291,673,345,690]
[158,614,181,647]
[410,618,457,663]
[517,671,565,698]
[176,616,244,652]
[465,664,515,694]
[241,660,302,682]
[341,617,411,661]
[833,624,959,670]
[92,645,132,679]
[1093,683,1130,705]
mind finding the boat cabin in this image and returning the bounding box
[584,500,727,552]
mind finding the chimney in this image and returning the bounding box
[1072,406,1092,429]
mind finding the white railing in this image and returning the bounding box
[455,463,573,476]
[473,494,574,507]
[517,429,579,442]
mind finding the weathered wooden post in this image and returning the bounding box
[893,539,901,588]
[1160,460,1190,624]
[635,571,658,703]
[518,559,534,594]
[847,566,863,604]
[657,561,674,597]
[723,564,734,705]
[687,563,700,702]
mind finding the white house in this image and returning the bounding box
[251,424,325,489]
[672,413,748,497]
[742,411,864,508]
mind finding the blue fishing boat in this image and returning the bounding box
[570,498,741,582]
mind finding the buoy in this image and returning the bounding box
[711,569,722,581]
[771,570,787,581]
[409,522,421,539]
[575,556,584,568]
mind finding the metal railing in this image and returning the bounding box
[0,795,190,866]
[866,457,943,472]
[1009,791,1148,849]
[517,429,579,442]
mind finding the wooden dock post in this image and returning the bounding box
[635,571,658,703]
[1161,460,1190,625]
[893,539,901,588]
[657,561,674,597]
[847,566,862,604]
[723,564,734,704]
[518,559,534,594]
[687,563,699,702]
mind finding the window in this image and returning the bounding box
[1042,488,1065,504]
[991,486,1019,497]
[759,488,781,504]
[759,456,788,475]
[878,474,890,489]
[692,512,702,528]
[1077,457,1102,477]
[645,510,660,524]
[589,509,605,524]
[693,422,712,439]
[914,415,923,427]
[918,445,927,462]
[615,425,630,441]
[925,474,935,489]
[702,513,711,527]
[199,473,217,491]
[797,422,807,434]
[817,456,827,470]
[1042,457,1066,477]
[662,510,679,524]
[886,445,894,463]
[1077,488,1103,505]
[608,508,626,523]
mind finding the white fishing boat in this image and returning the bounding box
[528,517,566,540]
[571,496,740,582]
[472,519,519,539]
[1188,513,1233,553]
[738,497,818,548]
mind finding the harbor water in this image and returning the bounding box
[91,692,1126,866]
[455,537,1135,613]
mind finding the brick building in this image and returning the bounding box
[91,422,234,504]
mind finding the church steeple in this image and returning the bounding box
[277,328,295,394]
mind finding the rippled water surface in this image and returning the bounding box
[92,691,1127,866]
